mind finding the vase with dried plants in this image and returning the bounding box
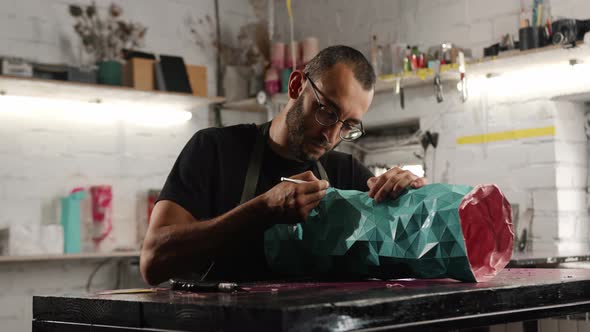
[186,14,270,100]
[69,2,147,85]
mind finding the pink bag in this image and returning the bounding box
[90,185,115,252]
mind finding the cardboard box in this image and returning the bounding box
[186,65,207,97]
[123,58,155,91]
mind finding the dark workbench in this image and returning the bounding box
[33,268,590,332]
[508,250,590,267]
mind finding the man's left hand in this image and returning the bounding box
[367,167,428,203]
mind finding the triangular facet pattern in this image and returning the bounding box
[264,184,495,282]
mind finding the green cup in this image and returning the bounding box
[280,68,292,93]
[97,60,122,86]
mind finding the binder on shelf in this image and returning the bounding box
[159,55,192,93]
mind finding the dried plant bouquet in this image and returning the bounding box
[69,2,147,62]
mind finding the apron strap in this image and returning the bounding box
[206,122,271,280]
[240,121,329,204]
[202,121,329,281]
[240,122,270,204]
[317,160,328,182]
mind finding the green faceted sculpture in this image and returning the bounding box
[264,183,514,282]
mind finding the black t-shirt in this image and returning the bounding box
[158,123,374,281]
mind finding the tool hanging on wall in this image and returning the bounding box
[458,51,468,103]
[395,76,404,109]
[420,131,439,181]
[433,61,444,103]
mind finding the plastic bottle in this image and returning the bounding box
[403,45,412,72]
[61,188,86,253]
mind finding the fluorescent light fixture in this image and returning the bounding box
[467,61,590,100]
[0,95,192,126]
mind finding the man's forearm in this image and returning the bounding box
[141,196,271,285]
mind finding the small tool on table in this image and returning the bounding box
[280,177,319,229]
[170,279,246,293]
[95,288,162,295]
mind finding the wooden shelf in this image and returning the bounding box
[0,75,224,111]
[272,93,289,105]
[222,98,266,112]
[221,93,289,112]
[375,43,588,93]
[469,43,578,65]
[0,250,140,263]
[376,64,460,93]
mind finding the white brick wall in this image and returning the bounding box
[552,0,590,19]
[557,166,588,189]
[467,0,519,22]
[0,0,264,330]
[273,0,402,60]
[429,92,588,253]
[533,190,559,211]
[0,108,207,242]
[1,0,589,329]
[558,211,590,241]
[492,13,520,41]
[0,99,210,331]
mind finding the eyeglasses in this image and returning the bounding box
[304,72,365,142]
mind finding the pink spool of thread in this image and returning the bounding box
[285,41,301,70]
[271,42,286,69]
[301,37,319,65]
[264,67,280,96]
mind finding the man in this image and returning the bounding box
[140,45,427,285]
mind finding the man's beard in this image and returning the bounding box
[285,96,331,162]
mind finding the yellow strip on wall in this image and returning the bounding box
[456,126,555,145]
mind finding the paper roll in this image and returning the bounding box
[301,37,319,64]
[271,42,286,69]
[264,67,280,96]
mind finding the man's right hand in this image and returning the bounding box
[141,171,328,285]
[261,171,330,225]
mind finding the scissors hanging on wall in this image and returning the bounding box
[433,61,444,103]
